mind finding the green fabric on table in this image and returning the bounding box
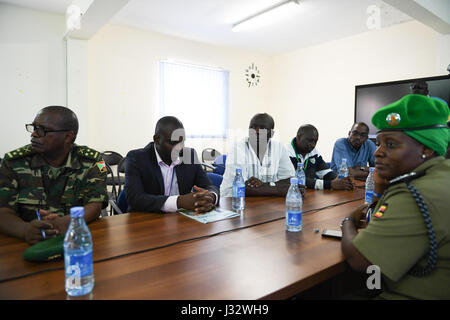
[22,235,65,262]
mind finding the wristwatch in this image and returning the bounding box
[359,166,366,171]
[269,182,276,187]
[340,217,356,229]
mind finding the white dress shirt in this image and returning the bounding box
[155,145,182,212]
[220,138,295,197]
[155,145,219,212]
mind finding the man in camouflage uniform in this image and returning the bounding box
[0,106,108,244]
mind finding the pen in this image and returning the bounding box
[35,209,46,239]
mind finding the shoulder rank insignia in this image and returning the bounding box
[77,145,101,162]
[96,160,107,173]
[374,204,387,218]
[4,144,35,161]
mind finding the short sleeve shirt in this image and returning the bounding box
[220,138,295,197]
[330,138,376,172]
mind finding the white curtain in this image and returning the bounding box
[159,60,229,138]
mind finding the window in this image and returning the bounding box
[159,60,229,138]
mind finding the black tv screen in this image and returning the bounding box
[355,75,450,138]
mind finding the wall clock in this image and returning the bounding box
[245,63,260,87]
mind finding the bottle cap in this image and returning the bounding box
[70,206,85,218]
[290,177,298,185]
[369,167,375,172]
[342,158,347,163]
[236,168,242,174]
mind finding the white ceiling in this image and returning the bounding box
[1,0,413,55]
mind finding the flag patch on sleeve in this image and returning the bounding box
[96,161,107,173]
[374,205,387,218]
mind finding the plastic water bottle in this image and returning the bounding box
[338,158,349,178]
[365,167,375,204]
[295,162,306,186]
[64,207,94,296]
[286,177,303,232]
[232,168,245,212]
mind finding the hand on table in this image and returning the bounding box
[177,186,216,214]
[331,177,355,190]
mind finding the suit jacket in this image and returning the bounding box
[124,142,219,213]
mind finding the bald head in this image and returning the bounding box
[249,113,275,130]
[297,124,318,137]
[153,116,185,165]
[410,80,429,96]
[295,124,319,155]
[39,106,79,141]
[155,116,184,139]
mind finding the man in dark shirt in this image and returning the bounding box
[287,125,354,190]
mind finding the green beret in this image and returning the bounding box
[372,94,450,156]
[22,235,64,262]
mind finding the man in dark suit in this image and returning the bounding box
[124,116,219,213]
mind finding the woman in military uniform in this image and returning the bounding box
[341,94,450,299]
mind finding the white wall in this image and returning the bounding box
[269,20,445,162]
[1,3,447,164]
[0,4,67,155]
[437,33,450,74]
[88,23,272,157]
[67,38,90,146]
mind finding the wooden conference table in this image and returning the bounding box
[0,188,364,300]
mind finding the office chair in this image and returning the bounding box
[109,189,128,215]
[104,163,119,215]
[101,151,123,166]
[212,154,227,175]
[117,157,126,194]
[207,172,223,190]
[101,151,124,202]
[201,148,221,172]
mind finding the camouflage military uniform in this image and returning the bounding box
[0,144,108,222]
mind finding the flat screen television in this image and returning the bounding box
[355,75,450,138]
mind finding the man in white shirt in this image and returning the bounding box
[220,113,295,197]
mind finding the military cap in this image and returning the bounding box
[372,94,450,155]
[22,235,64,262]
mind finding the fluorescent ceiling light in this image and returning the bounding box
[232,0,301,32]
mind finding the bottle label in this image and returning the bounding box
[287,210,302,226]
[365,190,374,204]
[65,251,93,279]
[233,186,245,198]
[338,172,348,178]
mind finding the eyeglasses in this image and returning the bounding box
[350,130,368,138]
[25,124,69,137]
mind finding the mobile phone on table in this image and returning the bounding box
[321,229,342,239]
